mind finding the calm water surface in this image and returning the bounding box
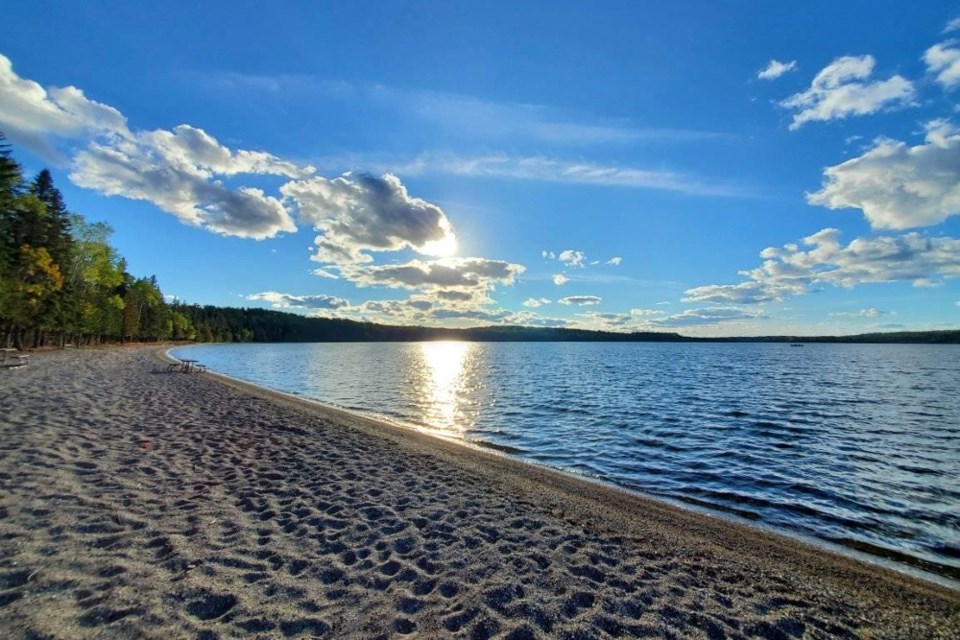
[173,342,960,579]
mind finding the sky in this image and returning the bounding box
[2,1,959,336]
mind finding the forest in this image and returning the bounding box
[2,135,958,348]
[0,134,200,349]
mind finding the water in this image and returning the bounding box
[172,341,960,580]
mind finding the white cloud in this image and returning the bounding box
[210,72,733,148]
[807,119,960,229]
[504,311,570,328]
[685,228,960,304]
[0,53,313,239]
[564,306,763,331]
[553,274,569,285]
[523,297,551,308]
[365,83,731,147]
[575,311,632,327]
[334,298,432,324]
[630,308,664,317]
[947,18,960,33]
[544,249,623,269]
[282,173,456,264]
[340,257,523,290]
[391,152,748,197]
[433,289,476,302]
[651,307,765,327]
[248,291,349,309]
[71,134,299,240]
[559,295,602,306]
[332,294,519,327]
[0,54,127,150]
[924,40,960,90]
[558,249,586,267]
[828,308,891,318]
[757,59,797,80]
[431,308,512,322]
[312,268,339,279]
[136,124,306,178]
[780,55,915,129]
[330,256,524,313]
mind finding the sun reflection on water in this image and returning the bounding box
[417,341,473,432]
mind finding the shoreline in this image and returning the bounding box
[168,344,960,590]
[1,346,957,638]
[181,351,960,590]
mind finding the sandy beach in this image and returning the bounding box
[0,347,957,639]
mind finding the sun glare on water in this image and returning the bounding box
[417,341,472,431]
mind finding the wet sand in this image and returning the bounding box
[0,346,957,639]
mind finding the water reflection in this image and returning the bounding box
[173,342,960,578]
[417,341,472,431]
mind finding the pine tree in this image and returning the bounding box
[0,132,25,273]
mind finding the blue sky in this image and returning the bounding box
[2,1,959,336]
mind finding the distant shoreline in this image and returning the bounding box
[163,303,960,345]
[195,330,960,344]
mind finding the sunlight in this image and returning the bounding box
[421,232,458,257]
[417,341,471,431]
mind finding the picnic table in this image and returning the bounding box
[167,358,205,373]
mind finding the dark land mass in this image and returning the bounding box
[176,304,960,344]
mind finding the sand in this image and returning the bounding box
[0,346,957,639]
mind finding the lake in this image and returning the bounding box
[172,341,960,580]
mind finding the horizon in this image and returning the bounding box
[164,302,960,341]
[3,1,959,337]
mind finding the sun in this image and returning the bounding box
[421,233,459,258]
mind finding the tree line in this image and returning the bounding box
[141,304,960,344]
[0,134,197,349]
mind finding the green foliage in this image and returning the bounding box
[0,136,190,347]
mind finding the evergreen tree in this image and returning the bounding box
[0,132,23,204]
[30,169,72,265]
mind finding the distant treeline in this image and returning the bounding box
[172,304,688,343]
[173,304,960,345]
[701,330,960,344]
[2,135,957,349]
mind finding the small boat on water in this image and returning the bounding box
[790,343,804,347]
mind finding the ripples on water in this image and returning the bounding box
[173,342,960,579]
